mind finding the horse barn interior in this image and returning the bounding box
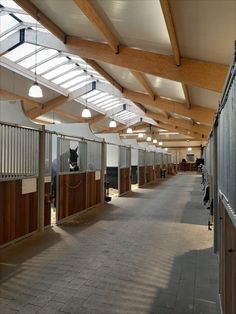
[0,0,236,313]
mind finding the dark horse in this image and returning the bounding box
[51,147,79,206]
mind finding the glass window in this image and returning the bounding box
[0,14,19,34]
[14,13,37,24]
[69,79,94,92]
[5,43,38,62]
[104,103,122,111]
[44,64,76,80]
[18,49,58,68]
[32,56,68,75]
[0,0,22,9]
[61,75,87,89]
[52,69,83,84]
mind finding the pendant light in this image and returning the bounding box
[153,139,157,144]
[138,133,144,138]
[127,127,133,134]
[81,62,91,118]
[109,119,117,128]
[146,136,152,142]
[28,20,43,98]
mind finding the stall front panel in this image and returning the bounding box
[0,101,41,246]
[47,123,103,224]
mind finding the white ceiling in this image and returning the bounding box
[170,0,236,64]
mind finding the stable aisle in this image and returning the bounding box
[0,174,220,314]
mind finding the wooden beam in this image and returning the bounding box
[14,0,66,42]
[88,113,105,125]
[156,121,201,139]
[0,89,42,108]
[160,0,180,66]
[66,36,227,92]
[123,89,215,126]
[53,109,85,122]
[84,59,123,92]
[18,5,227,92]
[131,70,155,99]
[145,110,210,137]
[27,95,68,119]
[73,0,119,53]
[182,83,191,109]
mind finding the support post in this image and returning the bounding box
[38,125,45,232]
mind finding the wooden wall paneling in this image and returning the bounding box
[139,166,145,187]
[44,182,51,227]
[58,173,87,221]
[0,180,38,246]
[219,199,236,314]
[96,179,101,204]
[119,168,130,195]
[87,172,96,208]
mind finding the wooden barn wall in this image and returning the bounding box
[146,165,154,183]
[85,172,101,208]
[0,180,38,246]
[219,200,236,314]
[155,165,161,181]
[138,166,145,187]
[119,168,130,195]
[58,173,86,221]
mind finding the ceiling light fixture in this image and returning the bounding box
[127,127,133,134]
[81,62,91,118]
[159,141,163,146]
[146,136,152,142]
[138,133,144,138]
[109,119,117,128]
[153,139,157,144]
[187,147,192,151]
[28,20,43,98]
[164,147,168,151]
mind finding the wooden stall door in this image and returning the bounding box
[155,165,161,181]
[138,166,145,187]
[146,166,154,183]
[87,172,96,208]
[119,168,130,195]
[58,173,86,221]
[219,200,236,314]
[0,180,38,246]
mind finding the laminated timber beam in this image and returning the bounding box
[123,89,215,126]
[131,71,155,99]
[66,36,227,92]
[5,15,226,93]
[27,95,68,120]
[160,0,180,66]
[73,0,119,53]
[145,111,211,137]
[14,0,66,42]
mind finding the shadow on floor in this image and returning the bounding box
[148,247,220,314]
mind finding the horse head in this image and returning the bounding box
[69,147,79,171]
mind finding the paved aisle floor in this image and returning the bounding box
[0,174,220,314]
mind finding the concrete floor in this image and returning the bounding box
[0,174,220,314]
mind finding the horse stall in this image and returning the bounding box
[214,58,236,314]
[122,138,145,190]
[0,100,42,247]
[97,133,131,197]
[46,123,104,224]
